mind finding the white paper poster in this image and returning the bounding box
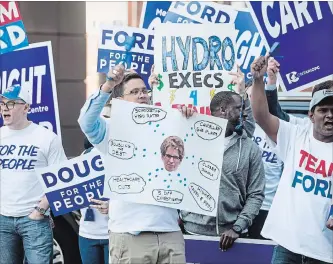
[153,23,238,115]
[102,99,228,216]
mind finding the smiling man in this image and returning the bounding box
[0,84,67,264]
[250,55,333,264]
[78,65,195,264]
[161,136,184,172]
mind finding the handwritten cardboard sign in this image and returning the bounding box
[153,23,237,115]
[102,99,228,216]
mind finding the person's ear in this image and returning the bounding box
[24,104,30,113]
[220,106,228,119]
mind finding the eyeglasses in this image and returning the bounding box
[0,101,26,110]
[164,154,181,160]
[123,88,149,96]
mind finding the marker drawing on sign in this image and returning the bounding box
[189,182,216,212]
[108,139,135,160]
[132,107,167,124]
[194,120,223,140]
[108,173,146,194]
[198,160,220,181]
[152,189,184,204]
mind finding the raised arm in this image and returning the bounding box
[229,66,255,137]
[265,57,291,122]
[78,65,125,149]
[250,56,279,143]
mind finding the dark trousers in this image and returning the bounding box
[248,209,269,239]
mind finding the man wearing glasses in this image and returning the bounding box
[78,65,194,264]
[0,84,67,264]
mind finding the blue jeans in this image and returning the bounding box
[79,236,109,264]
[0,214,53,264]
[272,245,330,264]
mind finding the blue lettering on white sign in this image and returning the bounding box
[163,1,267,82]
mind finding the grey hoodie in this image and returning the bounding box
[180,100,265,236]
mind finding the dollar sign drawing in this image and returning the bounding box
[227,83,235,92]
[157,74,164,91]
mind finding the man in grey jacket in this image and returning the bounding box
[180,89,265,252]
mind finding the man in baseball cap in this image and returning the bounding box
[310,86,333,111]
[0,84,32,104]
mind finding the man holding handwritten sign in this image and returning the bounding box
[78,64,195,263]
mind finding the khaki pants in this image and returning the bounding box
[109,231,185,264]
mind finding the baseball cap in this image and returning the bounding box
[0,84,32,104]
[309,89,333,110]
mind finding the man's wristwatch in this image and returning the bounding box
[34,206,46,215]
[232,225,243,235]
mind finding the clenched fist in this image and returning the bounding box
[101,64,126,93]
[251,55,269,80]
[266,57,280,85]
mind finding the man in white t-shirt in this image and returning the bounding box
[0,84,67,264]
[250,56,333,263]
[78,65,194,264]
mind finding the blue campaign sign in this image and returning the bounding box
[185,235,276,264]
[0,41,61,136]
[97,24,154,88]
[139,1,172,30]
[163,1,267,82]
[248,1,333,92]
[36,152,106,216]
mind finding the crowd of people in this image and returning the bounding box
[0,53,332,264]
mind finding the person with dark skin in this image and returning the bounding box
[178,68,265,252]
[250,55,333,264]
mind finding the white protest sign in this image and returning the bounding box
[103,99,228,216]
[35,151,106,216]
[153,23,237,115]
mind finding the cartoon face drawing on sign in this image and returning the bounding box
[160,136,184,172]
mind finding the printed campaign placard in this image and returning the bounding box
[153,23,237,114]
[97,24,154,88]
[103,99,228,216]
[139,1,172,30]
[36,151,106,216]
[0,41,61,136]
[163,1,267,82]
[0,1,29,54]
[185,235,276,264]
[248,1,333,92]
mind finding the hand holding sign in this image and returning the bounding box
[148,65,159,89]
[251,55,269,80]
[101,64,126,93]
[90,198,109,214]
[178,105,195,119]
